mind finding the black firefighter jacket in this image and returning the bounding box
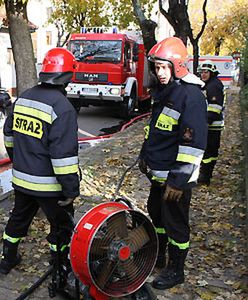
[3,84,79,198]
[140,80,208,190]
[203,76,224,131]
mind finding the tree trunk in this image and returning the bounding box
[5,0,37,96]
[139,19,157,54]
[159,0,190,46]
[192,41,199,74]
[214,39,222,56]
[131,0,157,54]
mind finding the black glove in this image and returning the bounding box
[58,197,75,207]
[138,159,147,174]
[163,184,183,202]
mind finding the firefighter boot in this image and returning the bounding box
[50,246,71,286]
[152,244,188,290]
[0,240,21,274]
[155,233,168,269]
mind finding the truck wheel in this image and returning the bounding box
[68,98,81,113]
[74,105,81,113]
[120,92,137,119]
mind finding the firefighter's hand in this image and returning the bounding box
[58,197,75,207]
[138,159,147,174]
[163,184,183,202]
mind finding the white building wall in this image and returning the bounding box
[0,0,58,92]
[27,0,58,64]
[0,34,15,90]
[152,0,174,42]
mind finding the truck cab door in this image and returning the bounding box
[124,42,132,76]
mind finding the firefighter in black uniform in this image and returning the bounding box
[139,37,208,290]
[197,60,225,185]
[0,48,79,277]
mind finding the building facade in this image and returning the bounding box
[0,0,57,95]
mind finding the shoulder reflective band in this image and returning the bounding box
[208,104,222,114]
[12,169,62,192]
[14,98,57,124]
[176,146,204,165]
[168,237,189,250]
[155,106,180,131]
[51,156,79,175]
[13,113,43,139]
[4,135,14,148]
[3,232,21,243]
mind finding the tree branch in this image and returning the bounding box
[159,0,177,29]
[131,0,146,24]
[195,0,208,41]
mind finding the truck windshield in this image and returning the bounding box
[67,40,122,62]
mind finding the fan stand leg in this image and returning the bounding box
[75,278,80,300]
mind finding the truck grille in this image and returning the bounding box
[75,73,108,82]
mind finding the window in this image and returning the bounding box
[7,48,13,65]
[46,31,52,45]
[46,7,53,20]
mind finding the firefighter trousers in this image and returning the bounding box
[4,190,74,247]
[147,183,192,245]
[201,130,221,178]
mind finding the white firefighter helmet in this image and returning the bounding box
[198,60,219,74]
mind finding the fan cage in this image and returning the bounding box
[88,210,158,297]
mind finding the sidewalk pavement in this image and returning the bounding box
[0,86,247,300]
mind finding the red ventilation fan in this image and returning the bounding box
[70,202,158,299]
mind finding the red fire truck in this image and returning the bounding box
[66,27,151,118]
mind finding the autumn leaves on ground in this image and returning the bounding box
[0,87,247,299]
[78,87,247,299]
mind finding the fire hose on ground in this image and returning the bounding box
[0,112,150,167]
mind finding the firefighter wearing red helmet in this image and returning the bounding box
[139,37,208,289]
[197,60,225,185]
[0,48,79,282]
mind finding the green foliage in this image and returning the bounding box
[199,0,248,55]
[49,0,155,34]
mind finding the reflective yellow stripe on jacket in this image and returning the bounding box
[51,156,79,175]
[176,146,204,183]
[14,98,58,124]
[176,146,204,165]
[4,135,14,148]
[155,107,180,131]
[150,170,169,183]
[208,103,222,114]
[12,169,62,192]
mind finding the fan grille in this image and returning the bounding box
[88,210,157,297]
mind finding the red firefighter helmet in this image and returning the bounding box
[39,48,76,85]
[148,37,189,79]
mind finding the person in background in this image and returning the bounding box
[139,37,208,290]
[197,60,225,185]
[0,48,79,286]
